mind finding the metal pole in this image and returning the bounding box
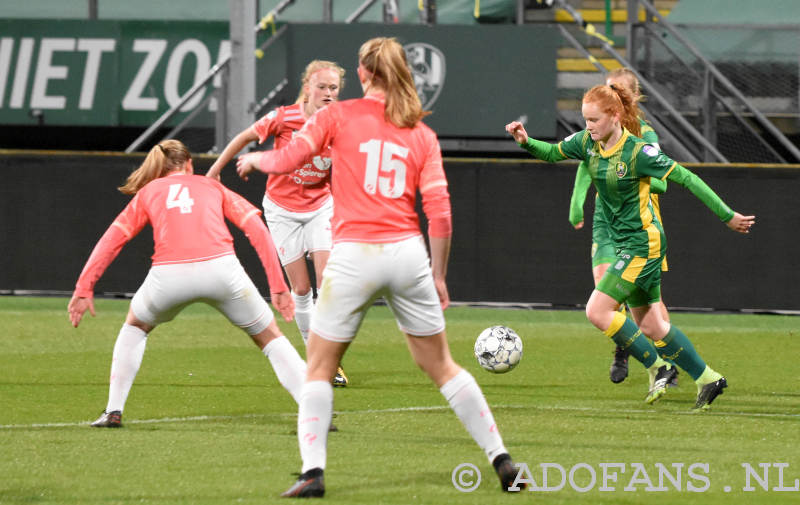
[215,69,229,153]
[88,0,97,19]
[701,69,717,162]
[626,0,638,68]
[420,0,436,25]
[323,0,333,22]
[228,0,257,141]
[382,0,398,23]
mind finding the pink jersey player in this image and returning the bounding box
[69,140,308,430]
[207,62,349,389]
[237,37,524,498]
[73,172,286,290]
[252,102,332,213]
[253,95,451,245]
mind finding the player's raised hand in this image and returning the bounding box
[505,121,529,144]
[726,212,755,234]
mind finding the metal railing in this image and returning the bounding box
[549,0,800,162]
[627,0,800,162]
[553,0,723,161]
[125,0,420,153]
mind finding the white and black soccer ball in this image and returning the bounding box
[474,325,523,373]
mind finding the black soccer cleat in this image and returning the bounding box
[609,346,629,383]
[645,364,678,404]
[692,377,728,411]
[281,468,325,498]
[667,367,680,388]
[493,453,526,492]
[91,410,122,428]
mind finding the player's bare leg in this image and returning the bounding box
[406,331,525,492]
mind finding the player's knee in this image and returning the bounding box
[585,304,604,330]
[243,309,277,346]
[292,284,312,297]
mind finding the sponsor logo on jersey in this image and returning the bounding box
[404,43,445,109]
[643,144,659,157]
[615,162,628,178]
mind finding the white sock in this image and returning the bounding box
[292,291,314,345]
[262,336,307,404]
[297,380,333,473]
[440,369,508,463]
[106,323,147,413]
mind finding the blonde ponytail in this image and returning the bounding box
[358,37,430,128]
[119,139,191,195]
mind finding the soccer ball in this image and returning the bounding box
[474,325,523,373]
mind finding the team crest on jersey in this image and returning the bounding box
[311,156,331,171]
[615,162,628,178]
[404,43,445,109]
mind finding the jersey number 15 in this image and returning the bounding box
[360,139,409,199]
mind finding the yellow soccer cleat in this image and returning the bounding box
[332,366,349,387]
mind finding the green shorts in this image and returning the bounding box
[596,250,663,307]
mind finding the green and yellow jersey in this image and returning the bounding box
[569,118,663,227]
[521,128,734,260]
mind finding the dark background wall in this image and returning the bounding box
[1,152,795,311]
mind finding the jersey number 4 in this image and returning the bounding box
[360,139,408,199]
[166,184,195,213]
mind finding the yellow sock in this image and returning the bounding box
[694,366,722,391]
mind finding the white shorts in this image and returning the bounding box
[262,195,333,266]
[130,254,274,336]
[311,235,446,342]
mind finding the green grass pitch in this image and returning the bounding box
[1,296,798,504]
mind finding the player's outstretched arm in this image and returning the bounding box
[207,128,258,181]
[725,212,756,234]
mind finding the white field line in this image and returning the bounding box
[1,403,798,430]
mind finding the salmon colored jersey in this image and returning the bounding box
[258,96,452,244]
[74,173,287,297]
[251,103,332,212]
